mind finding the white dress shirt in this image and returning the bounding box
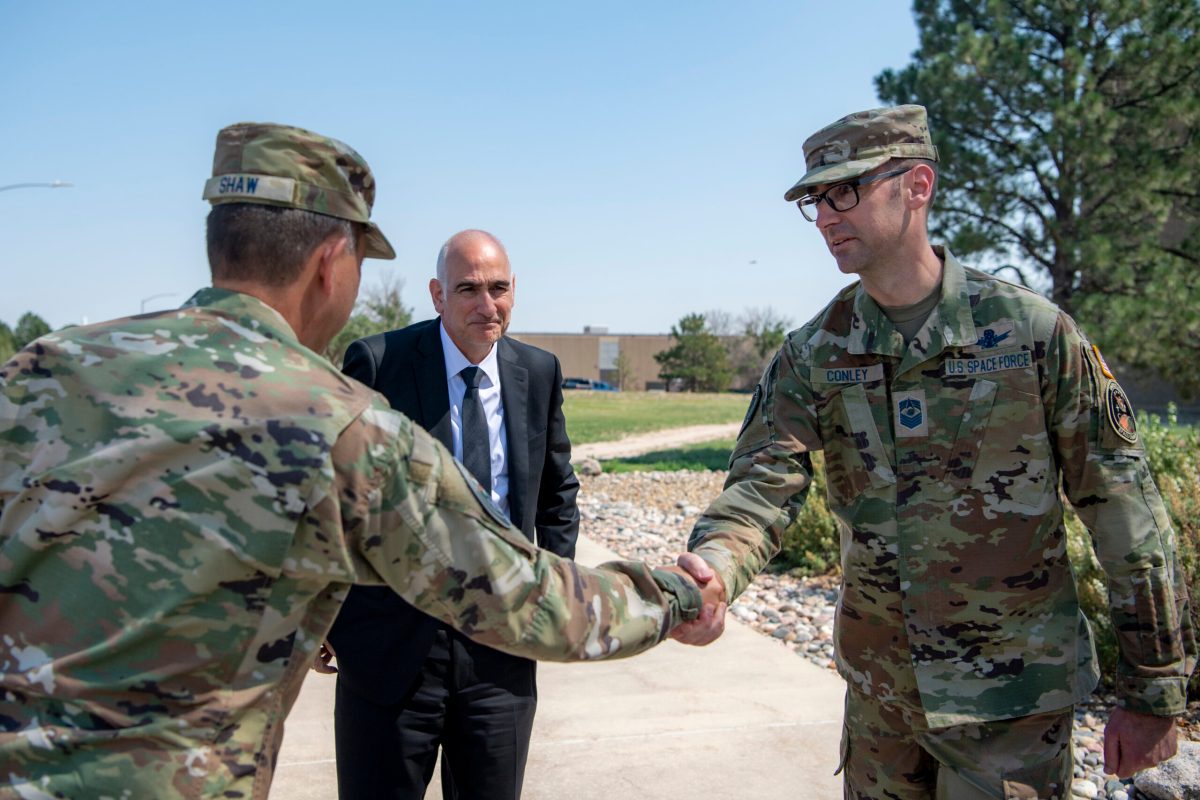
[440,322,510,518]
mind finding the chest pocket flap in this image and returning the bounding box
[942,378,998,486]
[838,383,895,490]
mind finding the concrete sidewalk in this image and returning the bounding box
[270,535,846,799]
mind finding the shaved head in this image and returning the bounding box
[436,230,508,291]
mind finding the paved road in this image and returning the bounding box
[270,534,845,799]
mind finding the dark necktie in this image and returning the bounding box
[459,365,491,494]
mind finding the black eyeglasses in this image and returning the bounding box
[795,166,915,221]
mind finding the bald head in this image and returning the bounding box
[435,230,509,290]
[430,229,516,363]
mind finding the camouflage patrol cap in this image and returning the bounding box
[203,122,396,259]
[783,105,938,202]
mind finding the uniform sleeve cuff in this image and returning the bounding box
[651,569,703,627]
[1116,675,1190,716]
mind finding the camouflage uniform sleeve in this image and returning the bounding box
[1046,313,1197,716]
[333,399,702,661]
[686,339,817,601]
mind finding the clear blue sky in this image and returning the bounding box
[1,1,919,335]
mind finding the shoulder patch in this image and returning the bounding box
[738,384,762,439]
[1092,344,1115,379]
[1105,381,1138,444]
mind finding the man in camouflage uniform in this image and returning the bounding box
[681,105,1196,798]
[0,122,720,799]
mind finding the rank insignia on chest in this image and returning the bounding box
[894,390,929,437]
[1106,381,1139,444]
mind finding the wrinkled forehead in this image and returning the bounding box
[444,239,511,282]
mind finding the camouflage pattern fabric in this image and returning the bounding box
[839,687,1073,799]
[690,247,1195,728]
[0,288,699,799]
[202,121,395,259]
[784,104,939,201]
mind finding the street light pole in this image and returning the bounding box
[140,293,178,314]
[0,181,74,192]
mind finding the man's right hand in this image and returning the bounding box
[311,640,338,674]
[669,553,727,646]
[1104,707,1178,778]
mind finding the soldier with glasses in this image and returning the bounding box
[674,105,1195,799]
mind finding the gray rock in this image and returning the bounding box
[1133,741,1200,800]
[1070,777,1098,798]
[731,606,756,623]
[576,457,603,476]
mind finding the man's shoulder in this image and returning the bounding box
[963,265,1057,310]
[960,264,1065,341]
[783,282,860,352]
[500,335,559,370]
[352,318,440,361]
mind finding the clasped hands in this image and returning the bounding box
[662,552,727,646]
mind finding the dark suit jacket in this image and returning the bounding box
[328,318,580,703]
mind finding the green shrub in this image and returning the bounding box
[775,452,840,576]
[1069,405,1200,698]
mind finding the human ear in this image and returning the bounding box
[908,163,936,208]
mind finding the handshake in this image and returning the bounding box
[662,552,729,646]
[314,552,729,675]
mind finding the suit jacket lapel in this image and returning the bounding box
[416,321,453,450]
[498,337,529,532]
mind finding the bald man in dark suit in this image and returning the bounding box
[328,230,578,800]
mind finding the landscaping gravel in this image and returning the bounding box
[579,469,1181,800]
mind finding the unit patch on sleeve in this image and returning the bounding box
[1092,344,1115,379]
[1105,381,1139,444]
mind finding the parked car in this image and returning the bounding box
[561,378,619,391]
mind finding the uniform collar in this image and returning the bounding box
[182,287,300,344]
[846,246,977,366]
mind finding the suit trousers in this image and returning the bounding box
[335,626,538,800]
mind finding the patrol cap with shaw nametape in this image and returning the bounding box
[783,104,939,202]
[203,122,396,259]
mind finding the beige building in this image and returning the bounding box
[509,328,673,391]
